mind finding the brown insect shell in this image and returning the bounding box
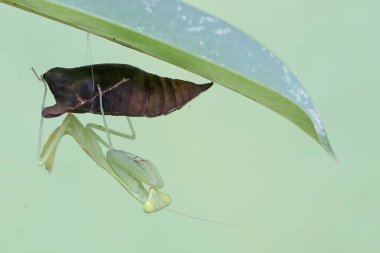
[42,64,213,118]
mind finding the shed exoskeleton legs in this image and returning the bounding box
[34,68,171,213]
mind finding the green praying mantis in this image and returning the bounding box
[34,68,173,213]
[33,65,232,225]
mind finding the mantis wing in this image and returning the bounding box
[107,149,164,188]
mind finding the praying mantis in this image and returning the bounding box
[34,64,212,213]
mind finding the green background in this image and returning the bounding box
[0,0,379,252]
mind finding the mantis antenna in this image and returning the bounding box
[32,67,48,167]
[165,208,235,227]
[87,33,96,113]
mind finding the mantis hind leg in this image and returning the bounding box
[87,84,135,149]
[86,116,136,145]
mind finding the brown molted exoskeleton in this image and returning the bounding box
[42,64,213,118]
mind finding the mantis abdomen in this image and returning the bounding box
[42,64,213,118]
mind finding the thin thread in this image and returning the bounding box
[165,208,235,227]
[86,33,96,98]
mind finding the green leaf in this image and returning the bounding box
[1,0,335,158]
